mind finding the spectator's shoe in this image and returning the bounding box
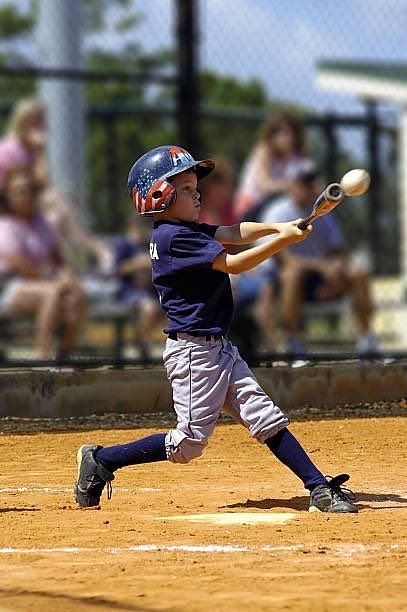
[309,474,358,513]
[75,445,114,508]
[290,359,310,369]
[356,333,380,355]
[287,337,309,368]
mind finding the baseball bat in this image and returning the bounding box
[297,183,345,231]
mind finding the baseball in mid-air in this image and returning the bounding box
[340,169,371,196]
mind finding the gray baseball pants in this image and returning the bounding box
[163,333,289,464]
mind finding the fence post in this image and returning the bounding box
[400,108,407,293]
[175,0,200,153]
[36,0,86,209]
[366,101,382,273]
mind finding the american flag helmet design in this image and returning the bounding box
[128,145,215,215]
[132,177,176,215]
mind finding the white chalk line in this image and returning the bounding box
[0,487,162,493]
[0,543,404,556]
[2,485,406,498]
[1,484,406,496]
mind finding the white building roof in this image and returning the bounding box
[317,61,407,103]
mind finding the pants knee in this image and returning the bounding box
[167,437,207,464]
[249,407,290,444]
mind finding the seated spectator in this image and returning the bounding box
[113,214,162,358]
[0,98,109,269]
[198,157,237,225]
[230,264,283,361]
[235,110,306,220]
[0,167,87,359]
[256,159,379,355]
[40,187,111,271]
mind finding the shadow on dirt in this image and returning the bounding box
[0,587,150,611]
[221,491,407,512]
[0,507,40,513]
[353,491,407,510]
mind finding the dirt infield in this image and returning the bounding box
[0,411,406,611]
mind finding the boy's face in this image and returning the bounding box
[162,170,201,223]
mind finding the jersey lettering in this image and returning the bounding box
[149,242,159,260]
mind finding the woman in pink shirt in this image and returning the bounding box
[234,111,306,220]
[0,167,87,359]
[0,98,109,268]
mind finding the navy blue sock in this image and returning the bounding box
[96,433,167,472]
[265,428,326,491]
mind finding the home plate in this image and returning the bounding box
[157,512,297,525]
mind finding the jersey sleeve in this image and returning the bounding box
[169,228,225,272]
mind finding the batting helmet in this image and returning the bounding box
[127,145,215,215]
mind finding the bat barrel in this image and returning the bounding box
[297,183,344,230]
[326,183,344,201]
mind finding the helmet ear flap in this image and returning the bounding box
[132,178,177,215]
[150,178,177,211]
[148,178,177,212]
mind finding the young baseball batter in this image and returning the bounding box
[75,145,358,514]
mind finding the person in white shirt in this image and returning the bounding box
[256,159,378,356]
[235,111,306,221]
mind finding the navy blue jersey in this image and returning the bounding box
[150,220,233,336]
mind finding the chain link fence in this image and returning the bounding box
[0,0,406,364]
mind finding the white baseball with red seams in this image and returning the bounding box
[340,169,371,196]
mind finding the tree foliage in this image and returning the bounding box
[82,0,135,33]
[0,4,34,39]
